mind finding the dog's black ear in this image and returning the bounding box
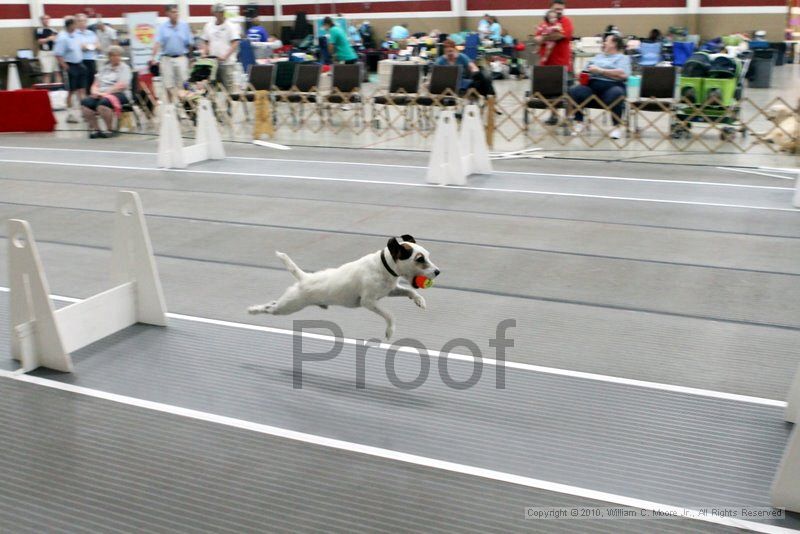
[387,237,401,260]
[387,236,413,261]
[400,234,416,244]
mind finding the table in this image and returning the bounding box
[0,89,56,132]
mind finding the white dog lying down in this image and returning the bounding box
[762,104,799,153]
[248,235,440,339]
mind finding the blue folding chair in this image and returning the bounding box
[672,41,695,67]
[464,33,479,61]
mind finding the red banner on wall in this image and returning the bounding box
[282,0,451,16]
[0,4,31,19]
[42,4,165,18]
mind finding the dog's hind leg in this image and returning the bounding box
[362,300,395,340]
[276,251,307,281]
[248,285,309,315]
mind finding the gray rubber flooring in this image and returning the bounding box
[0,144,796,209]
[0,296,792,517]
[0,135,799,532]
[0,378,737,533]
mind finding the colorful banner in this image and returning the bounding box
[125,11,158,70]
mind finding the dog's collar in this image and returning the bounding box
[380,249,399,278]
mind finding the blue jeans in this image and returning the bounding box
[568,79,626,125]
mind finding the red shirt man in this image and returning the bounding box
[538,0,573,72]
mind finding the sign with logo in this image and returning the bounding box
[125,11,158,70]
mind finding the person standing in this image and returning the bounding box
[389,23,410,41]
[246,18,268,44]
[94,19,118,54]
[246,17,269,59]
[152,4,193,99]
[76,14,99,95]
[35,15,59,83]
[54,17,86,123]
[201,3,241,92]
[489,17,502,42]
[536,0,573,71]
[477,14,491,38]
[535,0,573,124]
[322,16,358,64]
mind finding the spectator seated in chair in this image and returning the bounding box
[80,45,131,138]
[435,39,496,100]
[567,34,630,140]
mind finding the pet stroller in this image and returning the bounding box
[671,52,749,141]
[178,58,219,124]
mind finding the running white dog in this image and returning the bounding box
[248,235,440,340]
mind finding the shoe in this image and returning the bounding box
[340,105,351,111]
[545,115,559,126]
[89,131,101,139]
[66,114,79,124]
[571,123,584,136]
[97,131,112,138]
[610,128,622,140]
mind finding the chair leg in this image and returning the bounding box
[357,102,365,128]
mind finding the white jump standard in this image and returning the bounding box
[772,364,800,513]
[8,191,167,373]
[426,105,493,186]
[157,98,225,169]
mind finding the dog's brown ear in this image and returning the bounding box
[387,236,413,261]
[400,234,416,244]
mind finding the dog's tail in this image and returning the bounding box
[276,251,307,281]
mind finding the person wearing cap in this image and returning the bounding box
[201,3,242,92]
[94,18,118,54]
[151,5,193,101]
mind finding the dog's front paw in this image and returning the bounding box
[413,295,426,309]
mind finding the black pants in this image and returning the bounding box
[83,59,96,90]
[466,70,496,97]
[66,62,87,91]
[81,92,129,110]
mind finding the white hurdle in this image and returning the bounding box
[426,110,466,186]
[459,104,493,176]
[427,107,493,186]
[6,63,21,91]
[794,173,800,209]
[157,98,225,169]
[8,191,167,373]
[772,365,800,512]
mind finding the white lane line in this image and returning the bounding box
[0,158,796,212]
[0,145,791,191]
[0,372,792,534]
[0,286,786,407]
[717,167,797,180]
[760,166,800,174]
